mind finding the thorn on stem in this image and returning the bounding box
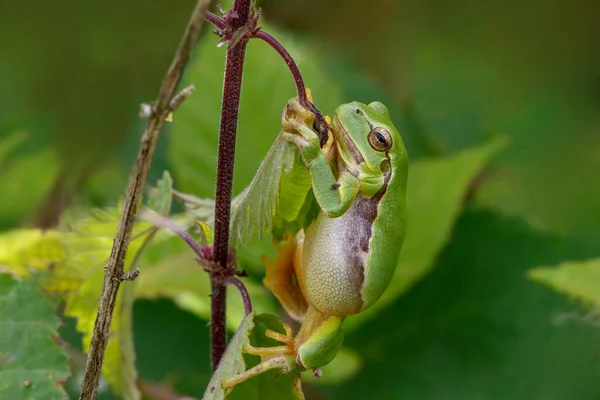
[169,84,196,110]
[207,4,260,49]
[114,268,140,282]
[139,84,195,121]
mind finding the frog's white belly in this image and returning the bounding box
[300,196,377,316]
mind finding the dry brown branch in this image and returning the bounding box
[78,1,212,398]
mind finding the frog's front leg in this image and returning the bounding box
[282,99,360,218]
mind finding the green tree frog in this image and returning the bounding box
[222,97,409,394]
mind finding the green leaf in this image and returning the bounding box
[0,130,27,163]
[0,129,60,228]
[229,137,298,247]
[348,137,507,328]
[271,161,317,241]
[0,274,70,400]
[131,298,213,398]
[175,136,312,249]
[43,207,153,400]
[275,161,313,224]
[146,170,173,216]
[175,192,215,225]
[202,312,255,400]
[320,210,600,399]
[473,100,600,243]
[0,147,60,227]
[529,258,600,312]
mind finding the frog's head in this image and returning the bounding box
[332,101,408,197]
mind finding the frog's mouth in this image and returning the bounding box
[332,114,365,172]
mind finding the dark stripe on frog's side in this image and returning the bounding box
[360,151,407,310]
[342,168,391,314]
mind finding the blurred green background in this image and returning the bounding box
[1,0,599,398]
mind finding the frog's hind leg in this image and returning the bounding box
[262,234,308,322]
[220,322,297,390]
[222,234,314,396]
[220,354,293,390]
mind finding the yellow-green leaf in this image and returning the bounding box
[0,229,65,277]
[529,258,600,312]
[43,207,153,400]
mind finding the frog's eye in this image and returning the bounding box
[368,127,393,152]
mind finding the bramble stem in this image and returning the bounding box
[210,0,253,371]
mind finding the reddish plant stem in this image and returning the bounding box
[141,209,254,317]
[225,276,253,317]
[210,0,252,371]
[253,30,308,108]
[205,10,226,29]
[204,11,308,106]
[205,10,330,142]
[141,210,206,256]
[252,29,330,143]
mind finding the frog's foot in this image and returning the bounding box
[263,235,308,322]
[244,322,295,357]
[220,356,293,390]
[280,95,327,168]
[282,97,315,133]
[220,323,297,390]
